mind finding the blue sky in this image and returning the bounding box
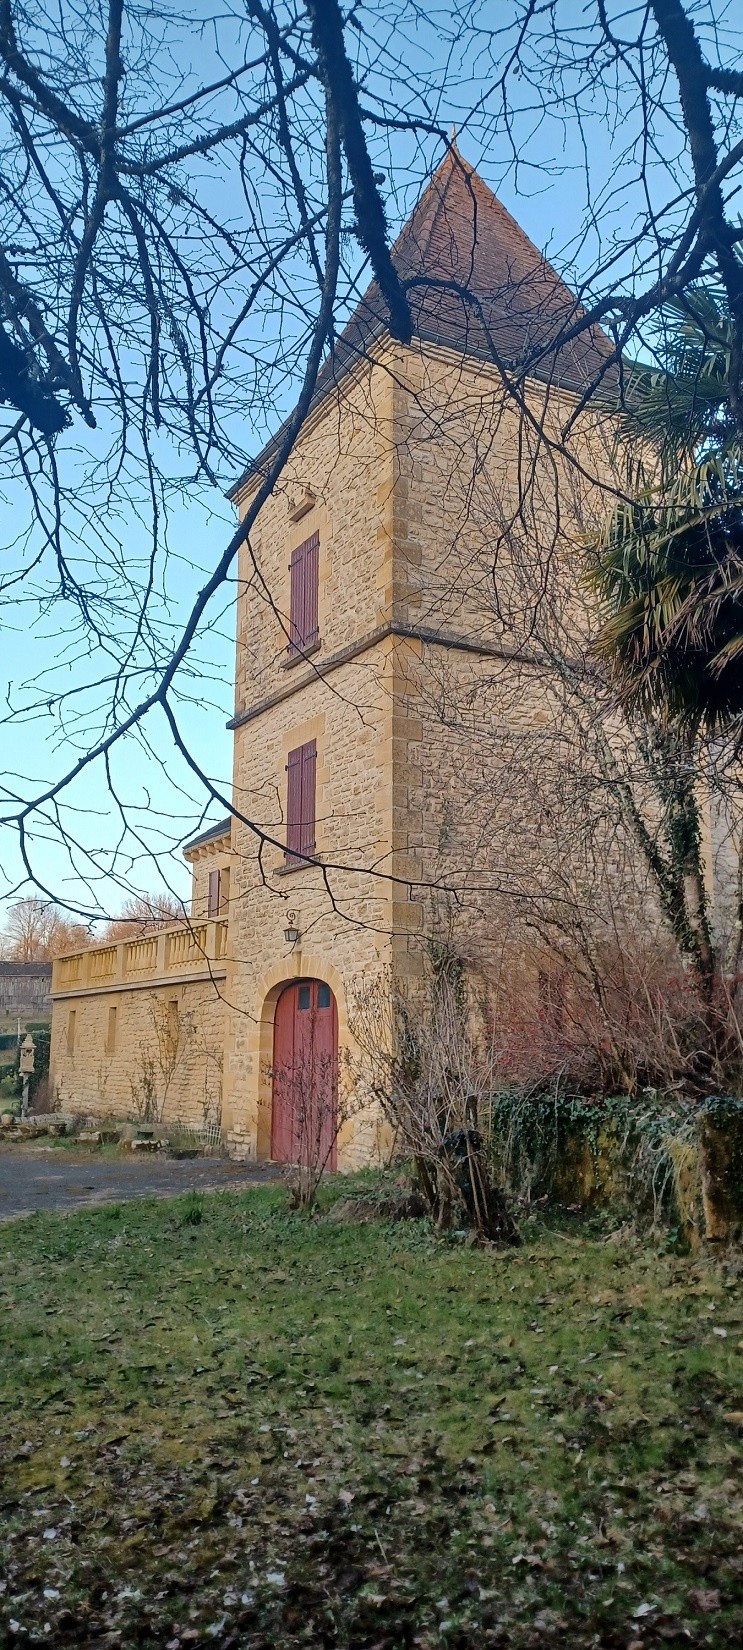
[0,0,724,925]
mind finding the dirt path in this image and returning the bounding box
[0,1144,279,1219]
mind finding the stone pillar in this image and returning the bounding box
[698,1097,743,1244]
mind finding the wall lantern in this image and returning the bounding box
[283,910,301,947]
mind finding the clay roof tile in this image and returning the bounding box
[328,144,617,394]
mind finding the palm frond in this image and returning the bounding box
[589,275,743,732]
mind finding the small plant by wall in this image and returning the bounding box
[129,1047,159,1123]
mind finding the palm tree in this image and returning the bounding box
[589,286,743,1020]
[591,284,743,733]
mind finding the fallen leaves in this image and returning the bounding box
[689,1587,722,1613]
[1,1192,741,1648]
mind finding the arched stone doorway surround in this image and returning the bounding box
[223,952,395,1167]
[271,978,338,1168]
[252,953,349,1163]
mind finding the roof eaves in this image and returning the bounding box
[227,319,389,504]
[182,816,232,856]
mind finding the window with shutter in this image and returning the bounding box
[167,999,179,1053]
[207,868,220,918]
[286,739,317,863]
[288,531,319,656]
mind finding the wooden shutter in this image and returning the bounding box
[286,739,316,861]
[286,745,302,858]
[300,739,316,856]
[289,531,319,655]
[207,868,220,918]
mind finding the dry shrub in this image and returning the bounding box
[348,960,519,1243]
[489,931,743,1098]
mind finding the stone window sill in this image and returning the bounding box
[281,638,321,670]
[274,853,321,877]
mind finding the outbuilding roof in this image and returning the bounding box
[182,817,232,857]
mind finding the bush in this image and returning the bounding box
[0,1071,21,1106]
[349,961,520,1244]
[486,933,738,1099]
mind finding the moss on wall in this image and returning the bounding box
[490,1091,713,1240]
[697,1096,743,1243]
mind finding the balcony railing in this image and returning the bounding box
[51,918,229,996]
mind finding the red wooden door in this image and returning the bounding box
[271,980,338,1169]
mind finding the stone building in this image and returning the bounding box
[51,148,725,1158]
[0,961,52,1028]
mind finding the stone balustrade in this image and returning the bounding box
[51,919,229,997]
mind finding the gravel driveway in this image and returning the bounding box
[0,1144,279,1220]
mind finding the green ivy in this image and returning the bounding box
[488,1086,699,1228]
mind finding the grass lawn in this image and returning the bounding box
[0,1186,741,1649]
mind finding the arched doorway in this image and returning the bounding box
[271,979,338,1169]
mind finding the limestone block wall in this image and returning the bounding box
[222,340,627,1162]
[396,631,743,1051]
[399,642,660,966]
[388,341,620,651]
[232,354,395,718]
[704,782,743,953]
[188,842,233,920]
[386,342,743,976]
[220,328,743,1165]
[50,979,226,1129]
[223,641,400,1164]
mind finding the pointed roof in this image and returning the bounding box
[329,144,616,396]
[231,148,616,496]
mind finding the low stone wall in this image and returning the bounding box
[697,1097,743,1243]
[491,1091,743,1245]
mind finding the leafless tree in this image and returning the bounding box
[0,896,89,960]
[1,0,742,922]
[101,892,185,941]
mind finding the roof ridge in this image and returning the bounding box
[409,146,483,293]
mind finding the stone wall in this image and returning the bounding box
[224,353,404,1164]
[232,353,395,715]
[223,644,399,1166]
[187,842,233,921]
[222,339,662,1158]
[385,341,742,986]
[50,978,225,1129]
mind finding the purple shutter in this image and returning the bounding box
[286,739,316,861]
[286,745,302,858]
[289,544,303,654]
[300,740,316,855]
[289,532,319,655]
[305,533,319,646]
